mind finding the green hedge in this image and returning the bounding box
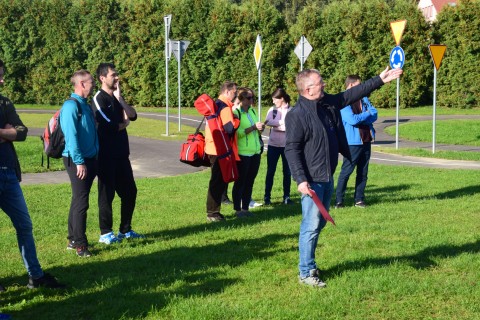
[0,0,478,108]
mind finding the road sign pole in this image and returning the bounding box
[395,78,400,150]
[428,44,446,154]
[177,41,181,132]
[432,66,437,154]
[164,15,171,136]
[389,20,406,150]
[300,36,304,71]
[170,39,190,132]
[258,67,262,121]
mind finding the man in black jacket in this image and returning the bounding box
[0,59,64,290]
[285,67,402,288]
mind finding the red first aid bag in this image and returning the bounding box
[194,94,238,183]
[179,118,210,167]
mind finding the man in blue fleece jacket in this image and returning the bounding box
[335,75,378,209]
[61,69,99,257]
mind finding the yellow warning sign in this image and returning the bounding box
[390,20,406,46]
[429,44,447,70]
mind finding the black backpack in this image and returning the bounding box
[40,98,82,168]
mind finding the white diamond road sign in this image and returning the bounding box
[390,46,405,69]
[294,36,313,64]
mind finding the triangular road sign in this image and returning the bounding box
[429,44,447,70]
[390,20,406,46]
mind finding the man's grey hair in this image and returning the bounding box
[295,69,321,93]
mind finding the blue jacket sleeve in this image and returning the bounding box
[361,97,377,125]
[340,106,372,126]
[60,99,84,165]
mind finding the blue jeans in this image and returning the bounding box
[0,169,43,278]
[336,143,371,204]
[298,179,333,278]
[264,145,291,201]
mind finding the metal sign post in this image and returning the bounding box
[389,20,406,150]
[177,40,181,131]
[164,14,172,136]
[171,40,190,132]
[294,35,313,71]
[428,44,447,154]
[432,66,437,154]
[254,34,263,120]
[389,46,405,150]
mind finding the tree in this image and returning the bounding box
[287,0,431,108]
[433,0,480,108]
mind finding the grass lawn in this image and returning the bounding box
[377,106,480,117]
[0,160,479,319]
[384,119,480,147]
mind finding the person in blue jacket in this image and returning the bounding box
[335,75,378,209]
[61,69,98,257]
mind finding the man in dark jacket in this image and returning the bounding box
[0,59,64,290]
[285,67,402,288]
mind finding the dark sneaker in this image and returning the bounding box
[0,283,5,292]
[76,246,92,257]
[67,240,75,250]
[27,273,66,289]
[236,210,253,218]
[283,197,294,205]
[222,198,233,205]
[355,201,366,208]
[207,213,226,222]
[334,202,344,209]
[299,269,327,288]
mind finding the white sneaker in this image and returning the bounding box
[99,231,121,244]
[249,200,263,208]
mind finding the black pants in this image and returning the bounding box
[336,143,371,204]
[232,154,261,211]
[64,157,97,247]
[264,145,291,201]
[98,156,137,235]
[206,155,227,214]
